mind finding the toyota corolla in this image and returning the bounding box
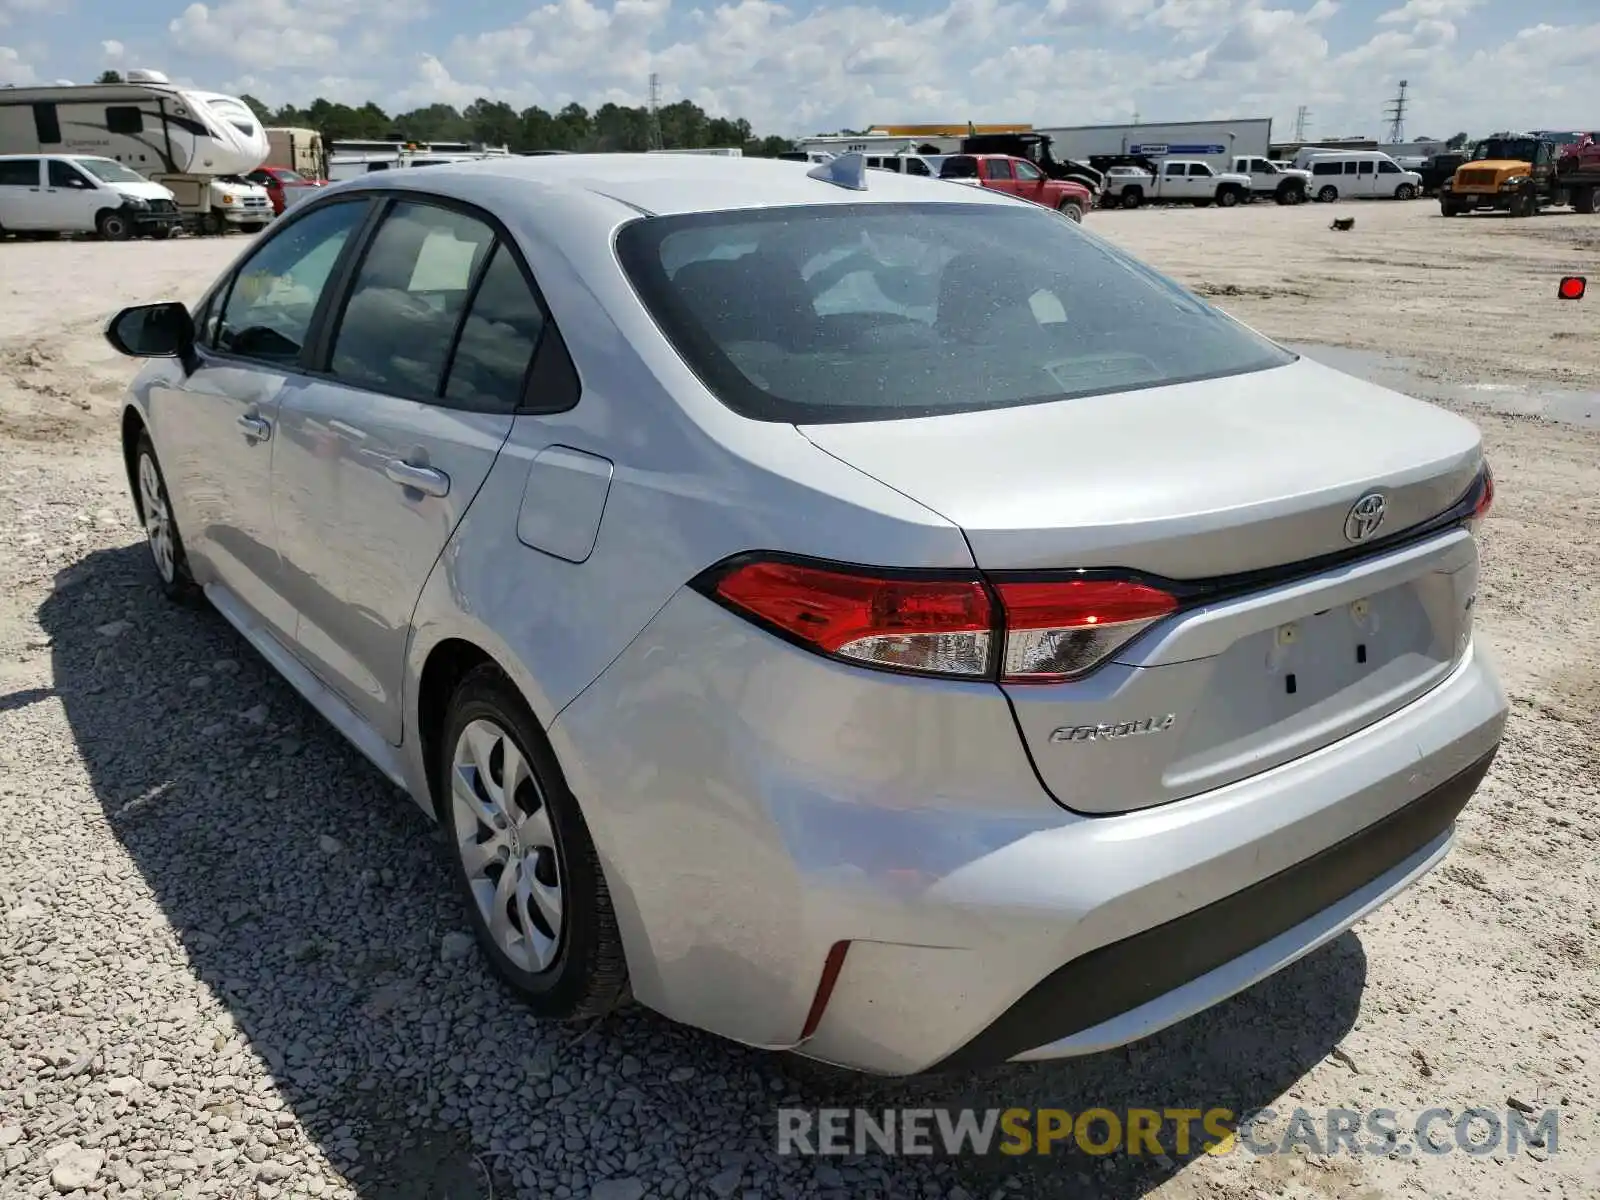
[104,153,1506,1075]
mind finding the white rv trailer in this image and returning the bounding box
[0,70,272,233]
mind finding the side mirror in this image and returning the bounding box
[1559,276,1586,300]
[105,301,195,359]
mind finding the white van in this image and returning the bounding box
[0,154,183,239]
[862,152,936,177]
[1305,152,1423,202]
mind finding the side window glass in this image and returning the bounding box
[330,202,495,399]
[905,157,930,176]
[443,244,547,412]
[1344,161,1358,175]
[48,160,91,189]
[1164,162,1185,177]
[988,159,1013,180]
[1014,161,1041,181]
[215,200,367,363]
[0,159,40,187]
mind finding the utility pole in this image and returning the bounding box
[1293,105,1310,142]
[646,72,664,150]
[1384,81,1408,144]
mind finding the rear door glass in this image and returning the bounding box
[328,201,494,399]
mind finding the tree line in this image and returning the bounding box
[94,70,797,157]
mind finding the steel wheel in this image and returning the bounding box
[1318,185,1339,203]
[1059,201,1084,223]
[138,451,176,585]
[452,717,565,974]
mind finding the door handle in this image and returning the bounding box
[237,413,271,441]
[384,459,450,497]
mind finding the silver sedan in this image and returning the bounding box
[106,152,1506,1075]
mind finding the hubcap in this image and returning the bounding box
[138,453,175,583]
[451,719,564,973]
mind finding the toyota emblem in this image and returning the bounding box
[1344,492,1388,543]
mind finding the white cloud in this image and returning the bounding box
[101,38,124,59]
[0,43,32,85]
[169,0,430,69]
[1377,0,1480,23]
[0,0,51,27]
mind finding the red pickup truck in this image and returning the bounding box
[936,154,1092,222]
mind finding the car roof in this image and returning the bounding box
[334,152,1022,217]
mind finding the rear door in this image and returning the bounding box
[0,158,46,229]
[270,196,543,742]
[1356,157,1378,195]
[1160,160,1190,199]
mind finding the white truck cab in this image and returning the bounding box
[1231,155,1311,204]
[0,153,183,239]
[1149,159,1253,206]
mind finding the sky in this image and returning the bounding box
[1,0,1597,140]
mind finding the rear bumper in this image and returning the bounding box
[940,746,1492,1070]
[552,588,1506,1075]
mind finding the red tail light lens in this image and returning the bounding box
[704,558,1178,682]
[1558,276,1586,300]
[1467,461,1494,531]
[710,559,995,677]
[993,579,1178,682]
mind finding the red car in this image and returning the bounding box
[244,165,324,216]
[936,154,1093,222]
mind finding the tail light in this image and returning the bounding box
[992,579,1178,682]
[698,557,1176,682]
[1467,461,1494,533]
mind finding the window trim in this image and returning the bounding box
[303,190,577,416]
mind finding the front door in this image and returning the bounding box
[272,198,546,741]
[0,158,47,229]
[151,197,374,644]
[45,159,101,232]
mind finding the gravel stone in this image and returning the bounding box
[45,1143,103,1192]
[439,932,475,962]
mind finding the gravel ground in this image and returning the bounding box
[2,205,1599,1200]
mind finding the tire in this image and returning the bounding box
[1120,188,1142,209]
[133,433,201,604]
[1509,191,1533,218]
[159,225,180,240]
[1442,202,1463,217]
[96,209,132,241]
[205,210,228,237]
[1216,188,1240,208]
[1396,184,1416,201]
[440,665,628,1019]
[1317,185,1339,203]
[1058,200,1084,223]
[1575,187,1597,215]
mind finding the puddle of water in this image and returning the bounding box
[1287,343,1600,430]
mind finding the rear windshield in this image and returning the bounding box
[616,203,1294,423]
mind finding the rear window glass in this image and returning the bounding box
[616,203,1294,424]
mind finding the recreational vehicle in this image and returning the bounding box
[265,126,326,180]
[0,71,272,233]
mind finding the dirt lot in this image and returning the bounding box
[1,202,1597,1200]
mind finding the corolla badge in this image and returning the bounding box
[1344,492,1388,543]
[1050,714,1176,743]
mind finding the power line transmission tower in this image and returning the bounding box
[646,72,663,150]
[1293,105,1310,141]
[1384,81,1408,144]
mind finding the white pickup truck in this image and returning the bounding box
[1104,159,1252,208]
[1231,155,1311,205]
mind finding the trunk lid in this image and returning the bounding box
[799,356,1485,814]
